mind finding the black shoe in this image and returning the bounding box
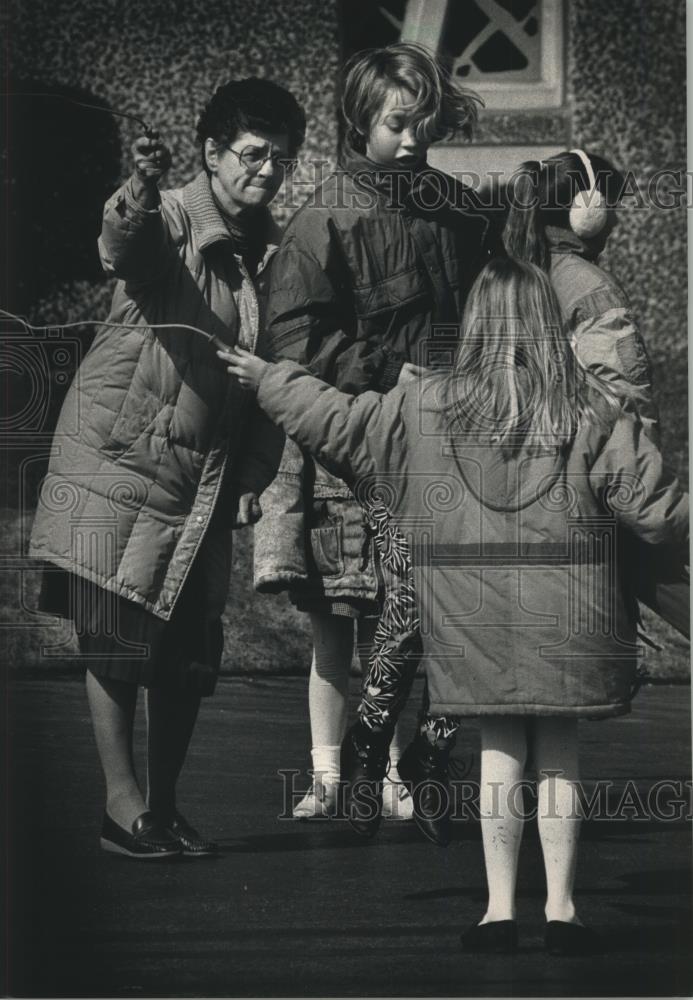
[461,919,518,954]
[545,921,602,956]
[398,733,453,847]
[340,722,391,838]
[100,811,182,859]
[163,812,219,857]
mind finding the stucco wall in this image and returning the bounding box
[4,0,340,321]
[568,0,687,475]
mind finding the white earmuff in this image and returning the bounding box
[568,148,608,238]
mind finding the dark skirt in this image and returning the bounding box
[289,593,380,619]
[38,532,232,696]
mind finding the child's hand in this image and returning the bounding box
[233,491,262,528]
[217,346,270,390]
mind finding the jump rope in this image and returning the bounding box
[2,92,241,356]
[2,90,156,135]
[0,309,230,354]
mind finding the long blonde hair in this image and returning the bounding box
[450,257,618,452]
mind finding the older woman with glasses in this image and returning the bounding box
[31,78,305,859]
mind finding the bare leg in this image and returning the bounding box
[86,670,146,829]
[145,686,202,819]
[478,716,529,923]
[533,717,582,924]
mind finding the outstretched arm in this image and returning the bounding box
[218,348,408,486]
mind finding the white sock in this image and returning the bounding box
[311,745,341,785]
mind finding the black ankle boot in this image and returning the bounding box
[397,733,453,847]
[340,722,391,838]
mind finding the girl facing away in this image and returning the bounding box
[220,257,688,955]
[400,148,690,848]
[254,42,498,826]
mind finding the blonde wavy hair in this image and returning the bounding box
[341,42,482,153]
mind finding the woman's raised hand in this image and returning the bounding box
[131,129,172,184]
[217,346,270,390]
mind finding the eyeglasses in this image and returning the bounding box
[226,144,297,175]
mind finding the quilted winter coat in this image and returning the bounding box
[30,172,283,619]
[548,225,659,441]
[253,147,500,599]
[547,225,688,637]
[254,362,688,718]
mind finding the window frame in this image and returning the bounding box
[400,0,564,111]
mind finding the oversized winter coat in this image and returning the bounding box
[548,225,659,441]
[547,225,688,637]
[253,148,500,599]
[30,172,282,619]
[255,362,688,718]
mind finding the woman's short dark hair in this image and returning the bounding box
[196,78,306,169]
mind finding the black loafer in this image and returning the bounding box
[340,722,391,838]
[163,812,219,857]
[545,921,602,956]
[100,811,182,859]
[398,734,453,847]
[461,919,518,954]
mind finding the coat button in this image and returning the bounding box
[196,515,204,524]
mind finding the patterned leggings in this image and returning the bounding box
[358,500,460,743]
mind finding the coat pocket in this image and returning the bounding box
[309,525,345,577]
[307,500,345,577]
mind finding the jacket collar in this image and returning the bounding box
[546,225,600,262]
[182,171,282,264]
[338,145,428,202]
[337,144,488,234]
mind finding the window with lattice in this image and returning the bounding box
[444,0,542,83]
[340,0,563,111]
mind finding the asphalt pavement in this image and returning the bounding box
[4,675,692,998]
